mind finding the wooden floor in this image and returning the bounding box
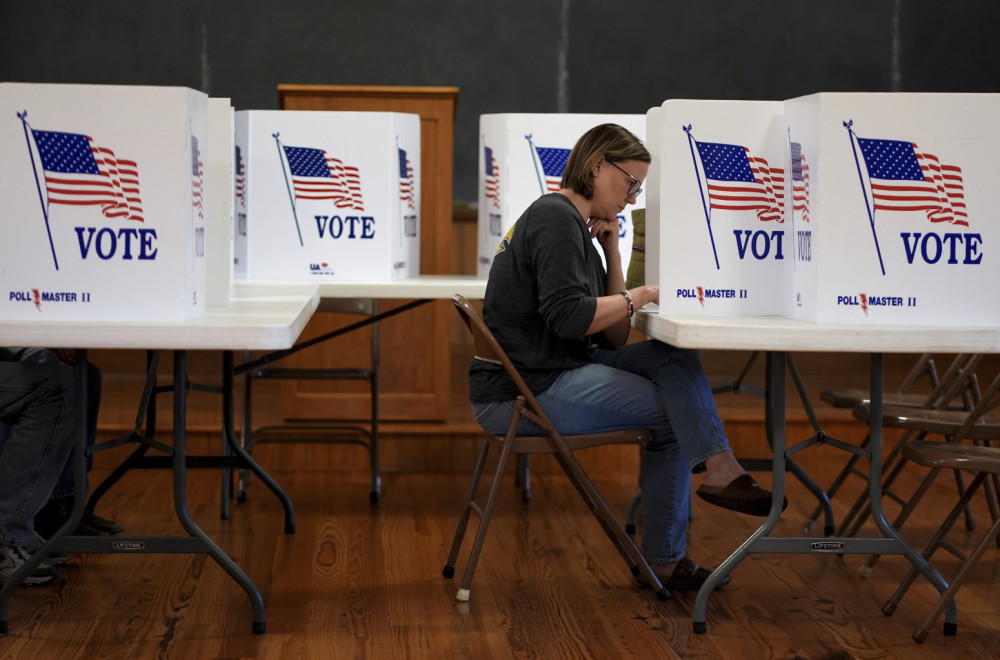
[3,440,1000,658]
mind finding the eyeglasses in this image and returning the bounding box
[608,161,642,197]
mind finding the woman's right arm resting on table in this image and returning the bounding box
[586,284,660,344]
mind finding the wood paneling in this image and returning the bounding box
[277,85,459,421]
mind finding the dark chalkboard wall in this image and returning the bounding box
[2,0,998,203]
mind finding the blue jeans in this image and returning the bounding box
[0,350,77,548]
[0,349,99,499]
[472,340,732,564]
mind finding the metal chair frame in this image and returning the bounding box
[878,370,1000,643]
[443,294,668,603]
[238,297,381,503]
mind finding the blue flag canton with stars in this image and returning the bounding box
[484,146,495,176]
[283,146,333,178]
[696,141,756,182]
[398,148,409,178]
[856,138,926,181]
[33,130,101,174]
[191,135,200,175]
[535,146,571,177]
[790,142,803,181]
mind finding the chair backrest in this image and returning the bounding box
[922,353,982,410]
[452,294,556,435]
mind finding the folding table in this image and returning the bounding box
[635,308,1000,635]
[0,281,319,634]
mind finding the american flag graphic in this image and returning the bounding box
[484,146,500,209]
[695,140,784,223]
[282,144,364,211]
[856,136,967,226]
[31,128,144,221]
[235,145,246,209]
[192,135,203,220]
[533,144,571,193]
[398,148,415,210]
[790,141,810,222]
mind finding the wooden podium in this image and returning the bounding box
[277,85,460,421]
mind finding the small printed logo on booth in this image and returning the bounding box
[309,263,334,275]
[836,292,914,315]
[675,286,747,306]
[9,288,90,310]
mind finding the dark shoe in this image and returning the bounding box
[639,556,731,591]
[78,511,124,536]
[696,474,787,517]
[662,557,731,591]
[35,496,124,537]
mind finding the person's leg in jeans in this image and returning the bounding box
[592,341,733,470]
[473,362,691,570]
[0,357,76,584]
[15,351,122,537]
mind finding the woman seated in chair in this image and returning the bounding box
[469,123,784,591]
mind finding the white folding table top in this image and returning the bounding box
[0,282,320,351]
[307,275,488,300]
[636,307,1000,354]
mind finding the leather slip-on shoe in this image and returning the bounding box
[696,474,788,517]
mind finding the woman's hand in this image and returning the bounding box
[587,216,620,254]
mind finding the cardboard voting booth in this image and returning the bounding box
[233,110,420,282]
[785,92,1000,326]
[647,93,999,326]
[477,113,646,280]
[206,98,235,307]
[0,82,208,322]
[646,100,790,316]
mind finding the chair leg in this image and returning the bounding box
[553,451,668,601]
[455,439,518,602]
[883,471,986,616]
[862,461,983,575]
[913,512,1000,642]
[443,439,492,580]
[888,472,999,643]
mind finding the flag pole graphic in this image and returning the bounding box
[844,120,885,275]
[273,132,304,247]
[524,134,546,196]
[684,125,719,270]
[19,111,60,270]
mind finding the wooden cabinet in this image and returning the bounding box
[276,85,459,421]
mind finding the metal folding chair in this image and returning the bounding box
[878,370,1000,643]
[805,353,946,535]
[851,355,995,577]
[443,295,668,603]
[238,297,381,503]
[826,354,983,542]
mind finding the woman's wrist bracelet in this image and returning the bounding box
[620,290,634,318]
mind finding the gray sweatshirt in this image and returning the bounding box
[469,193,610,403]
